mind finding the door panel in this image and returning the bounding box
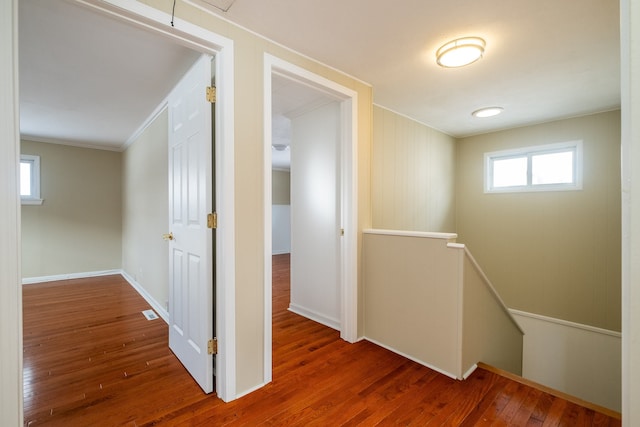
[167,54,214,394]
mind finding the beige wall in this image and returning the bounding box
[363,231,523,379]
[363,232,460,377]
[461,250,523,377]
[121,109,169,311]
[139,0,373,395]
[21,140,122,279]
[272,169,290,205]
[513,311,621,411]
[456,111,621,331]
[372,105,457,233]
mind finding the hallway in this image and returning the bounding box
[22,255,620,425]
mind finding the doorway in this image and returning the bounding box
[272,75,341,330]
[17,0,237,403]
[263,54,359,385]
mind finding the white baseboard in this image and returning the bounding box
[363,336,458,380]
[234,381,268,400]
[288,303,340,331]
[22,269,169,325]
[120,271,169,324]
[272,250,290,255]
[21,269,121,285]
[462,363,478,380]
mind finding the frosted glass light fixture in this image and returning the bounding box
[436,37,486,68]
[472,106,503,118]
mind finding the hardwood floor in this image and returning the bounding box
[23,255,621,426]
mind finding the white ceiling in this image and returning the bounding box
[19,0,620,149]
[19,0,201,150]
[219,0,620,137]
[271,75,338,169]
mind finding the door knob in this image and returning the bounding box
[162,232,174,241]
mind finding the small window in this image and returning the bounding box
[485,141,583,193]
[20,154,43,205]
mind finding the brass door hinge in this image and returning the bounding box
[207,212,218,229]
[207,338,218,355]
[206,86,216,103]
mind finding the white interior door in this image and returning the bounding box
[167,54,214,393]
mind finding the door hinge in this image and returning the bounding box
[207,338,218,355]
[207,212,218,229]
[206,86,216,103]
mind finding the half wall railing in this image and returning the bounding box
[362,229,523,379]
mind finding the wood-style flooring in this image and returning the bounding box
[22,254,621,426]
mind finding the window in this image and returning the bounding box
[484,141,583,193]
[20,154,43,205]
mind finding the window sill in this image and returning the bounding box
[485,184,583,194]
[21,198,44,206]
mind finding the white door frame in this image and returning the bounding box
[263,54,358,384]
[73,0,237,402]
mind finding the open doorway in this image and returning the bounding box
[271,75,341,330]
[263,54,359,385]
[18,0,236,404]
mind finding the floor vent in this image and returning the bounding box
[142,309,159,321]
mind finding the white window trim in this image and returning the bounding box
[20,154,44,205]
[484,140,583,194]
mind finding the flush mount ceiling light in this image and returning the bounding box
[272,144,290,151]
[472,107,504,118]
[436,37,486,68]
